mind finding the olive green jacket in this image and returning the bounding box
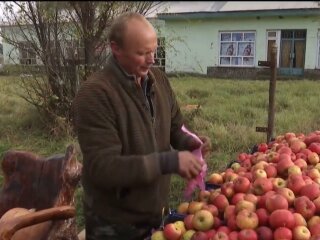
[72,56,194,226]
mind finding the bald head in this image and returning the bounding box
[108,12,156,48]
[108,12,158,81]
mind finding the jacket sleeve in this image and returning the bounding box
[72,80,178,190]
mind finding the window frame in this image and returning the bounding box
[18,41,37,65]
[219,31,256,67]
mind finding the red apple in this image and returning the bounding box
[273,227,292,240]
[202,204,219,217]
[236,209,259,230]
[212,194,229,213]
[276,187,295,207]
[266,193,289,212]
[231,193,245,205]
[309,223,320,237]
[188,201,205,214]
[221,182,235,199]
[278,146,293,155]
[235,200,256,213]
[269,209,295,229]
[307,216,320,229]
[307,152,320,165]
[313,195,320,214]
[208,173,223,185]
[163,223,183,240]
[212,231,229,240]
[177,202,189,214]
[308,142,320,154]
[233,176,251,193]
[205,229,216,239]
[217,226,231,235]
[228,231,238,240]
[257,191,276,208]
[287,174,306,195]
[198,190,211,202]
[277,156,294,177]
[192,209,214,231]
[292,226,310,240]
[258,143,268,153]
[238,229,258,240]
[184,214,194,230]
[190,231,207,240]
[226,214,238,231]
[256,226,273,240]
[294,158,308,171]
[294,196,316,220]
[244,193,258,205]
[293,212,307,227]
[264,164,278,178]
[253,177,273,195]
[272,177,287,190]
[224,205,236,220]
[256,208,269,226]
[299,183,320,201]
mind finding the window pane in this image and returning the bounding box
[244,32,255,41]
[243,57,254,66]
[221,33,231,41]
[268,32,276,38]
[220,57,230,65]
[231,57,242,65]
[232,33,243,41]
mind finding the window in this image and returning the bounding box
[219,31,255,67]
[64,40,85,62]
[19,41,37,65]
[154,37,165,71]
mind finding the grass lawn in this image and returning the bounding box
[1,75,320,230]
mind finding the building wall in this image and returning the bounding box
[163,15,320,75]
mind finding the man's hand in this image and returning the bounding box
[177,151,203,180]
[199,135,212,159]
[188,135,212,159]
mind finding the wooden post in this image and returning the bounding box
[267,43,278,143]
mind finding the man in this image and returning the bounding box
[72,12,211,240]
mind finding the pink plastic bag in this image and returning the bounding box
[181,125,207,200]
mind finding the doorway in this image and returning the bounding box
[279,30,306,76]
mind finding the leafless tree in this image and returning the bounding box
[0,1,163,136]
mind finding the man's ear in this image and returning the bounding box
[110,41,120,56]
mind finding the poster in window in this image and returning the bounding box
[239,43,254,56]
[221,43,236,56]
[220,57,230,65]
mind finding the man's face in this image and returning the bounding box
[111,20,158,79]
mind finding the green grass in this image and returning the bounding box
[1,75,320,229]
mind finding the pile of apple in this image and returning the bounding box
[151,130,320,240]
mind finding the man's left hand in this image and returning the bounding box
[198,136,212,159]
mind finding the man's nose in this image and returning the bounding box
[147,52,155,64]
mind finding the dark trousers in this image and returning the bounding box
[84,208,153,240]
